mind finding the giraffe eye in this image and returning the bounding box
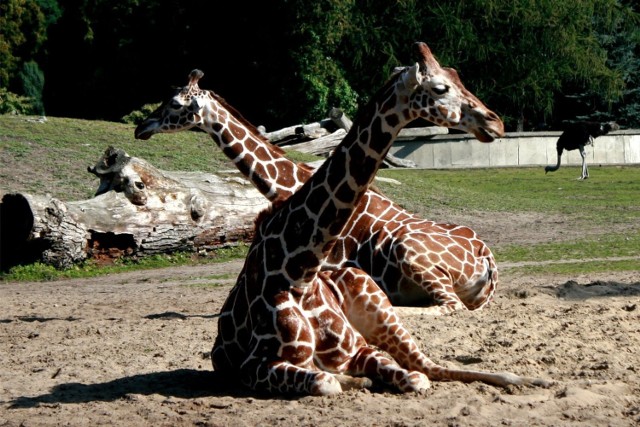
[432,84,449,95]
[169,100,182,109]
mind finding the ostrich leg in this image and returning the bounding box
[579,147,589,180]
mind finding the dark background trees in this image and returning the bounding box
[2,0,639,131]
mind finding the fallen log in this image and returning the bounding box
[273,108,448,168]
[0,146,269,271]
[263,119,335,143]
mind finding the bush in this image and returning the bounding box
[0,87,35,114]
[121,102,161,125]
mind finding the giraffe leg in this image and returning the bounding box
[408,258,496,316]
[390,238,497,316]
[332,267,552,388]
[332,267,450,371]
[347,346,431,392]
[241,358,344,396]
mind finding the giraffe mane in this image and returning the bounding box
[253,199,285,230]
[349,70,404,132]
[206,90,289,158]
[206,89,336,178]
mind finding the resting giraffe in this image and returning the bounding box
[151,42,548,395]
[135,55,500,317]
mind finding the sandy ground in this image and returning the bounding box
[1,207,639,426]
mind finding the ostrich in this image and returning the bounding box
[545,121,619,180]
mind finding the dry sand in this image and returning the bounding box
[1,209,639,426]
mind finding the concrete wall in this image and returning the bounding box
[389,130,640,169]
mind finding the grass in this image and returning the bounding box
[0,244,250,282]
[505,259,640,276]
[1,114,638,281]
[496,234,640,263]
[376,166,640,226]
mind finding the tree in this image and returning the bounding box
[37,0,639,131]
[281,0,360,123]
[338,0,634,131]
[0,0,60,114]
[567,0,640,127]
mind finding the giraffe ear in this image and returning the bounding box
[402,63,421,89]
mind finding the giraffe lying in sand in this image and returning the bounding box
[186,42,549,395]
[136,56,500,316]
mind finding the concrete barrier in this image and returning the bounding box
[389,130,640,169]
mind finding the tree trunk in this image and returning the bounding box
[0,147,269,271]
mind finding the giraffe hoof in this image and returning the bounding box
[311,373,343,396]
[404,371,431,392]
[503,373,553,388]
[527,377,554,388]
[334,374,373,391]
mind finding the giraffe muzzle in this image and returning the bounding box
[134,121,159,140]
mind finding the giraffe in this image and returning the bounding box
[198,42,548,395]
[135,54,501,317]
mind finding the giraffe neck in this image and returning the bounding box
[269,75,412,284]
[199,91,308,202]
[312,80,410,223]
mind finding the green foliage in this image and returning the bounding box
[0,88,34,114]
[0,0,60,116]
[35,0,63,27]
[281,0,360,121]
[296,52,359,121]
[417,0,626,128]
[1,0,42,86]
[19,61,45,115]
[121,102,162,125]
[577,0,640,127]
[275,0,637,129]
[1,262,61,281]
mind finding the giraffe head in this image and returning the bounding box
[135,70,207,140]
[398,42,504,142]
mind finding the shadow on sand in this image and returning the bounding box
[9,369,253,408]
[554,280,640,301]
